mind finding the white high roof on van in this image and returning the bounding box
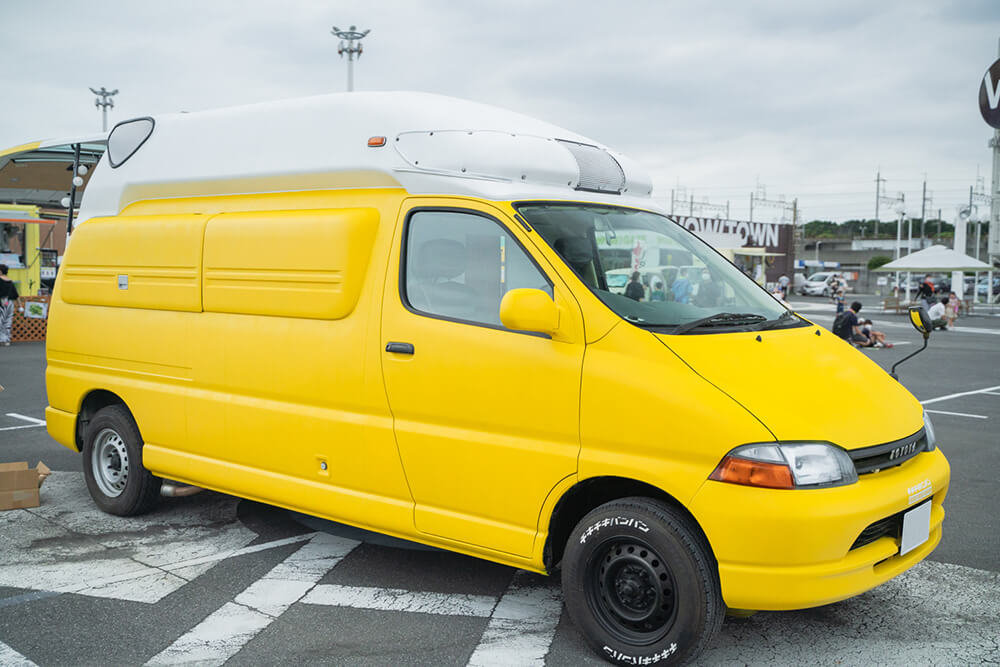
[78,92,656,224]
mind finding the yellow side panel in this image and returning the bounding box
[45,303,192,452]
[60,214,207,312]
[202,208,379,319]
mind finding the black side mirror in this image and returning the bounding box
[908,306,932,339]
[892,306,933,380]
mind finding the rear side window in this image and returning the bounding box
[403,210,552,328]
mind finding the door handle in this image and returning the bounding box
[385,342,415,355]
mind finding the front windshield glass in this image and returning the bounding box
[517,203,790,332]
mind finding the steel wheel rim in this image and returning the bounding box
[92,428,129,498]
[585,537,678,646]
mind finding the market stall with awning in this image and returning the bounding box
[0,136,106,296]
[874,244,994,304]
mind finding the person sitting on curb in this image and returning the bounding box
[860,319,893,348]
[833,301,869,347]
[927,297,948,330]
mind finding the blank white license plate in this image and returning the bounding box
[900,501,932,556]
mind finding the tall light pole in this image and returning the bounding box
[90,87,118,132]
[331,25,370,92]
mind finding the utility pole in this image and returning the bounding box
[874,169,886,236]
[331,25,370,92]
[989,38,1000,283]
[971,178,993,261]
[897,198,908,302]
[89,87,118,132]
[920,178,927,247]
[968,185,974,256]
[749,192,754,222]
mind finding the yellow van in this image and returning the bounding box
[43,93,949,665]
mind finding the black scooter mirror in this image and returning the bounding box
[892,306,933,380]
[908,306,932,339]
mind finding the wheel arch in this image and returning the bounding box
[75,389,131,452]
[543,476,714,572]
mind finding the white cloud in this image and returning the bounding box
[1,0,997,221]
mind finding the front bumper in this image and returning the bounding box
[689,448,950,610]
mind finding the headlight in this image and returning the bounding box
[923,411,936,451]
[709,442,858,489]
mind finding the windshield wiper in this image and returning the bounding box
[756,310,799,331]
[672,312,767,335]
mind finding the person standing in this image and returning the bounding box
[777,274,790,299]
[916,274,934,310]
[671,268,692,304]
[649,276,666,301]
[624,271,645,301]
[0,264,19,346]
[946,291,961,330]
[830,274,845,314]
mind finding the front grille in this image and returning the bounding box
[851,512,903,549]
[848,429,928,475]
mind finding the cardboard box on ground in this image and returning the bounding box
[0,462,51,510]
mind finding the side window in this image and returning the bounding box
[404,210,552,328]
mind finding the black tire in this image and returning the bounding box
[561,497,724,666]
[82,404,161,516]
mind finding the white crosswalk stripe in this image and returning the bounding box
[146,533,358,666]
[467,570,563,667]
[303,584,497,616]
[0,641,37,667]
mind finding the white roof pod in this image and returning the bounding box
[78,92,655,224]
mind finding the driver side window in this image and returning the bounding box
[403,210,552,328]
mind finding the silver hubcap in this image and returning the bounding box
[92,428,129,497]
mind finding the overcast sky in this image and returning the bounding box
[2,0,999,222]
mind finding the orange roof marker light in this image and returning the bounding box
[367,136,386,147]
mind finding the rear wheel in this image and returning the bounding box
[82,404,161,515]
[562,498,723,666]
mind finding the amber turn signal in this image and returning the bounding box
[367,136,387,147]
[709,455,794,489]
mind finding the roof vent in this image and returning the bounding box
[555,139,625,194]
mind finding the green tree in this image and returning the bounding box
[867,255,892,271]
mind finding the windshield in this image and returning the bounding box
[807,273,830,282]
[517,203,790,332]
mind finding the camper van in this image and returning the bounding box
[43,93,948,665]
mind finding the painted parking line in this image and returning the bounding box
[919,385,1000,406]
[0,413,46,432]
[924,409,989,419]
[147,532,359,666]
[0,641,37,667]
[467,570,563,667]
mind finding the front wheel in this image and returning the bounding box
[561,498,724,666]
[82,404,162,516]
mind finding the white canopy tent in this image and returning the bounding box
[874,244,994,304]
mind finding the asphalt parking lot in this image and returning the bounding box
[1,300,998,665]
